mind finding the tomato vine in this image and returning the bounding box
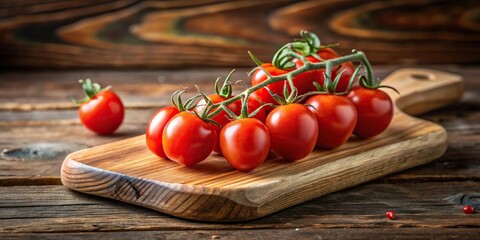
[147,30,395,168]
[172,31,377,124]
[204,50,374,120]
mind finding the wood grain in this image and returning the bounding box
[0,65,478,238]
[1,66,477,180]
[60,68,463,221]
[3,229,480,240]
[0,0,479,68]
[1,182,479,233]
[0,68,250,110]
[1,104,479,181]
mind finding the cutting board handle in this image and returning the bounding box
[381,68,464,115]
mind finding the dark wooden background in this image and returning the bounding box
[1,1,480,239]
[1,0,479,69]
[1,67,480,239]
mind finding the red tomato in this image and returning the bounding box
[347,86,394,138]
[145,106,180,158]
[265,103,318,161]
[247,92,267,122]
[294,48,355,93]
[162,112,216,166]
[306,95,357,149]
[251,63,314,112]
[78,90,124,135]
[220,118,270,171]
[196,94,242,153]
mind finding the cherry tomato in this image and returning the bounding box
[251,63,314,112]
[145,106,180,158]
[306,94,357,149]
[265,103,318,161]
[247,92,267,122]
[196,94,241,153]
[347,86,394,138]
[78,89,124,135]
[294,48,355,93]
[220,118,270,171]
[162,112,216,166]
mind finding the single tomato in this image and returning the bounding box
[162,112,216,166]
[220,118,270,171]
[145,106,180,158]
[347,86,394,138]
[306,94,357,149]
[77,79,124,135]
[265,103,318,161]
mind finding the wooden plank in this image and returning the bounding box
[0,176,61,186]
[1,66,478,111]
[2,228,480,240]
[59,69,463,221]
[0,67,478,181]
[0,1,479,68]
[0,69,243,110]
[0,108,154,177]
[1,182,479,233]
[1,105,479,180]
[0,0,113,17]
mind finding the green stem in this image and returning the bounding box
[356,51,374,86]
[325,61,333,92]
[285,74,296,103]
[206,51,374,119]
[73,79,108,105]
[240,94,249,119]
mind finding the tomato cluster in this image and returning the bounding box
[144,32,396,171]
[75,32,395,172]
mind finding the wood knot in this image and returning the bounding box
[444,193,480,209]
[1,142,88,161]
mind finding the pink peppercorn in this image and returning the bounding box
[463,206,475,214]
[386,210,395,220]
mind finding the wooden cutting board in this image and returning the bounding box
[61,68,463,222]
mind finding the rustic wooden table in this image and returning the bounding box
[0,66,479,239]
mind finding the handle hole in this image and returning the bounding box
[411,73,433,81]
